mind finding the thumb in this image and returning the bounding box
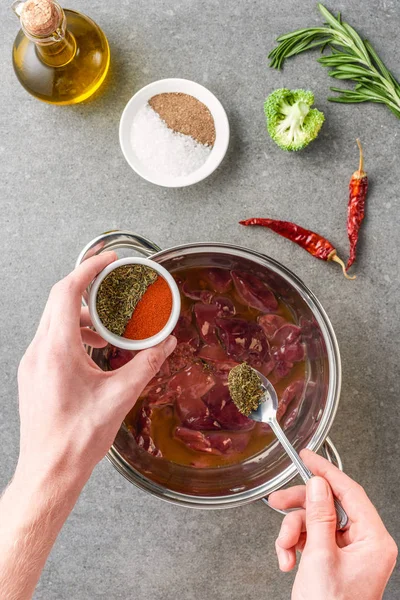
[111,335,177,410]
[305,476,337,550]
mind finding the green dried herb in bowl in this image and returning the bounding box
[96,264,158,336]
[228,362,264,416]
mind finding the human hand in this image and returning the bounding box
[16,252,177,487]
[269,450,397,600]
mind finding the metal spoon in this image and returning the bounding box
[250,371,348,530]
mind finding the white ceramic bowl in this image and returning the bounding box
[88,257,181,351]
[119,78,230,187]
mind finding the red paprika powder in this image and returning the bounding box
[123,276,172,340]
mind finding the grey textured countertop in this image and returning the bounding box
[1,1,399,598]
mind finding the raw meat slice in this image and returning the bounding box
[299,317,323,360]
[281,343,305,363]
[174,428,215,453]
[205,268,232,293]
[211,295,236,316]
[203,383,255,431]
[172,316,200,348]
[205,432,233,453]
[269,323,305,379]
[108,347,134,370]
[176,392,221,430]
[202,382,229,411]
[136,434,163,458]
[231,271,278,312]
[223,432,251,453]
[277,379,305,421]
[136,406,152,436]
[168,342,197,373]
[134,406,163,457]
[273,324,302,346]
[216,318,270,368]
[198,345,239,378]
[198,344,232,362]
[147,387,176,407]
[217,400,256,431]
[194,303,220,345]
[258,314,287,339]
[174,428,250,455]
[271,359,293,380]
[258,358,276,377]
[169,363,215,399]
[182,281,214,304]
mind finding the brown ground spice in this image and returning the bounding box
[149,93,216,146]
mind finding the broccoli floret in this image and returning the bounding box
[264,89,325,151]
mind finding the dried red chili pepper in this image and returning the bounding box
[239,218,355,280]
[347,139,368,271]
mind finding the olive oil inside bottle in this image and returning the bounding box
[12,5,110,105]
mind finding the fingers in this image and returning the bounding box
[110,336,177,411]
[49,252,117,339]
[68,252,117,295]
[80,307,106,347]
[270,484,353,549]
[80,307,93,328]
[268,486,306,511]
[276,510,306,572]
[305,476,337,550]
[300,449,383,529]
[81,328,108,348]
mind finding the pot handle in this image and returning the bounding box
[261,437,343,513]
[76,230,161,266]
[76,231,161,306]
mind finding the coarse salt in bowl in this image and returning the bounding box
[119,78,230,187]
[88,257,181,351]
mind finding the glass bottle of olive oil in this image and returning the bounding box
[12,0,110,105]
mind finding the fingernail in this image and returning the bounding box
[164,336,177,355]
[308,476,329,501]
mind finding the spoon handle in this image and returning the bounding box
[269,418,348,530]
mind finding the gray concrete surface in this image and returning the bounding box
[1,0,399,598]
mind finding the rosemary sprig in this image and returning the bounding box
[268,4,400,119]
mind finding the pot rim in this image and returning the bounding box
[100,241,342,508]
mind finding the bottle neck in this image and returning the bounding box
[19,2,76,67]
[36,28,76,67]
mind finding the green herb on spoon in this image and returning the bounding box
[268,3,400,120]
[228,363,264,417]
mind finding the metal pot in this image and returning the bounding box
[77,231,343,510]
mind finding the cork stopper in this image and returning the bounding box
[20,0,60,36]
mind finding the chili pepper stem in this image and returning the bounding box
[356,138,364,176]
[328,251,356,280]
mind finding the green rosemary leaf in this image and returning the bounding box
[341,22,370,63]
[275,26,327,43]
[364,40,399,88]
[328,71,364,80]
[318,3,345,33]
[387,104,400,119]
[330,64,374,75]
[285,37,326,58]
[318,54,358,65]
[328,95,369,103]
[320,41,329,53]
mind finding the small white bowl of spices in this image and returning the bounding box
[119,78,230,187]
[88,257,181,351]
